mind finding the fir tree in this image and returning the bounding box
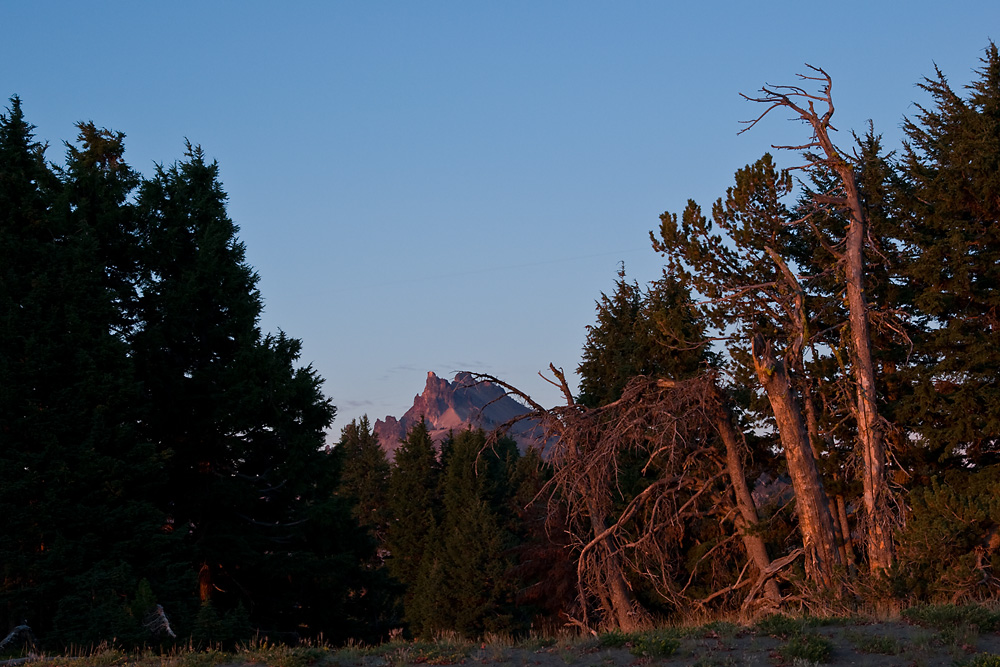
[0,94,64,636]
[131,144,356,639]
[385,419,440,628]
[899,43,1000,465]
[408,430,521,638]
[577,266,706,408]
[338,416,391,543]
[0,97,161,645]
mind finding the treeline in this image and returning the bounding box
[4,42,1000,647]
[485,42,1000,628]
[0,100,374,647]
[335,419,577,638]
[340,42,1000,636]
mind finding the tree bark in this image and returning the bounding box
[583,494,641,631]
[742,68,894,572]
[752,335,842,589]
[842,192,894,572]
[836,493,857,570]
[709,387,782,604]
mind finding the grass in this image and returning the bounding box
[965,655,1000,667]
[844,629,903,655]
[753,613,807,639]
[628,629,681,658]
[777,632,834,664]
[597,627,680,658]
[751,613,841,665]
[699,621,740,639]
[12,603,1000,667]
[902,603,1000,633]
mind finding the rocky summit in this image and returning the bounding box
[373,371,549,459]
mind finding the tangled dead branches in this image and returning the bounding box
[465,368,787,629]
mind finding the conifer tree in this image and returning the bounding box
[131,144,353,639]
[0,94,65,635]
[338,416,391,543]
[385,419,440,625]
[577,267,706,408]
[408,430,521,638]
[899,43,1000,465]
[0,98,161,644]
[653,154,843,586]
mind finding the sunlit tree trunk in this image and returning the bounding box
[711,393,782,604]
[752,335,842,588]
[743,68,893,573]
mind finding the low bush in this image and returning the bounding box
[779,632,833,664]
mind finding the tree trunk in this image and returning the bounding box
[842,193,894,572]
[743,68,894,573]
[710,389,782,605]
[805,94,893,574]
[836,492,857,570]
[584,497,641,631]
[752,335,842,589]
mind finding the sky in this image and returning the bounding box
[3,3,997,438]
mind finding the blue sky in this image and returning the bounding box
[4,3,996,436]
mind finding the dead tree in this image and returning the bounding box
[741,66,894,573]
[651,156,846,590]
[467,368,788,630]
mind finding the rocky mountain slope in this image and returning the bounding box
[373,371,548,459]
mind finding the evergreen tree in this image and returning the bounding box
[131,144,356,640]
[408,430,521,638]
[652,154,845,584]
[0,97,161,645]
[0,94,64,636]
[45,120,167,648]
[335,416,399,641]
[385,419,440,628]
[577,266,706,408]
[899,43,1000,465]
[338,416,391,543]
[505,449,578,635]
[59,122,143,334]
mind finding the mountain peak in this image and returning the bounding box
[373,371,547,459]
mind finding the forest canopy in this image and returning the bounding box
[2,42,1000,648]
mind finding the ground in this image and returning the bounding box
[7,611,1000,667]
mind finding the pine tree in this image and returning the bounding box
[131,144,354,639]
[0,97,161,645]
[384,419,440,629]
[652,154,844,585]
[899,43,1000,465]
[407,430,521,638]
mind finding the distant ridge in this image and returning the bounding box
[373,371,549,459]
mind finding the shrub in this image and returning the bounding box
[628,630,680,658]
[598,628,632,648]
[779,632,833,664]
[902,604,1000,632]
[895,468,1000,603]
[754,613,806,638]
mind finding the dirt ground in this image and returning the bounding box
[7,617,1000,667]
[329,620,1000,667]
